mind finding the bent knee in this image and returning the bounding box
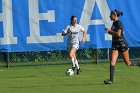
[69,53,73,58]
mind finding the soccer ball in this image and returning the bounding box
[65,69,74,76]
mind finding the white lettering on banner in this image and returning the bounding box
[0,0,17,44]
[80,0,112,41]
[27,0,63,44]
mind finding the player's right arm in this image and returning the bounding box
[62,25,71,36]
[62,32,67,36]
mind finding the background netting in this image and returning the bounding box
[0,47,140,67]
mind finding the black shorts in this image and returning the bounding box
[111,42,128,53]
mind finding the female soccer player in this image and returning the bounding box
[62,16,86,75]
[104,9,140,84]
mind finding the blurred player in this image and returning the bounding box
[62,16,86,75]
[104,9,140,84]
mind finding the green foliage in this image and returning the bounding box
[77,49,96,60]
[6,49,97,63]
[0,47,140,65]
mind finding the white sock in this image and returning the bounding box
[75,60,79,69]
[71,58,75,67]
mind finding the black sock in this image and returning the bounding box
[130,61,139,66]
[110,66,115,82]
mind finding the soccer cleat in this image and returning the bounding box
[72,67,75,71]
[104,80,113,84]
[77,68,81,75]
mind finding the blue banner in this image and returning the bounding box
[0,0,140,52]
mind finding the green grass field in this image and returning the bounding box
[0,63,140,93]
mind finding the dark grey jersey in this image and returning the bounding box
[111,20,124,43]
[111,20,128,52]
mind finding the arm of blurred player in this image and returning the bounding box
[80,25,86,44]
[82,31,86,44]
[105,28,121,37]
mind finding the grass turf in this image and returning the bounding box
[0,63,140,93]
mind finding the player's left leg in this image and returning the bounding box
[121,50,140,67]
[121,50,131,66]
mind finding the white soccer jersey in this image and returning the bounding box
[63,24,85,45]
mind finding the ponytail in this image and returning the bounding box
[111,9,123,17]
